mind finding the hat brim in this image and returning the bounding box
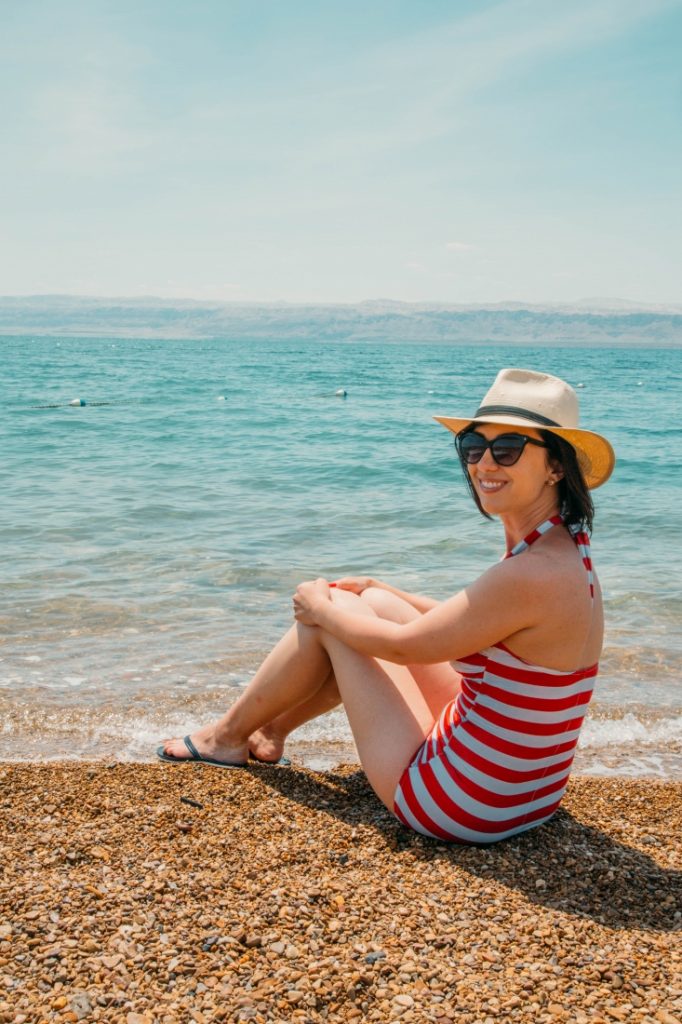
[434,414,616,490]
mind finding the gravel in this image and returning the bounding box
[0,763,680,1024]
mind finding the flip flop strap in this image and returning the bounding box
[183,735,201,759]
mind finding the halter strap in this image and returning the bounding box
[569,526,595,601]
[505,514,594,601]
[505,514,565,558]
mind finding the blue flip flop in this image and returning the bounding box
[156,735,247,769]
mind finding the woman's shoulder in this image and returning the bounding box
[483,531,591,601]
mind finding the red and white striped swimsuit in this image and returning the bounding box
[393,516,597,845]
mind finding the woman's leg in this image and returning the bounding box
[247,670,341,762]
[312,590,461,809]
[160,617,335,764]
[249,586,461,761]
[161,588,461,807]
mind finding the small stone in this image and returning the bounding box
[394,995,415,1008]
[270,941,285,955]
[286,991,304,1003]
[70,993,92,1019]
[655,1013,681,1024]
[89,846,111,861]
[102,954,123,968]
[285,944,300,958]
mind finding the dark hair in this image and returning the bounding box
[457,427,594,534]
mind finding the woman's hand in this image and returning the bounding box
[293,578,332,626]
[333,576,376,595]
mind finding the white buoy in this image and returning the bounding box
[637,381,643,386]
[335,388,348,398]
[217,395,227,401]
[69,398,87,407]
[576,383,585,389]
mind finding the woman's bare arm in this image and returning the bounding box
[295,559,548,665]
[333,576,440,613]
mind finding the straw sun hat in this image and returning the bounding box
[434,368,615,489]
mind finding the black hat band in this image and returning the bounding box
[474,404,561,428]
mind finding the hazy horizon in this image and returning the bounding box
[2,293,682,313]
[2,292,680,344]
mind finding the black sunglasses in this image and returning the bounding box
[456,430,548,467]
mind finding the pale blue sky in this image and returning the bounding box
[2,0,681,303]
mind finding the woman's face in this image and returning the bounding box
[465,423,561,515]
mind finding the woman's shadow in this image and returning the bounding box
[255,764,680,933]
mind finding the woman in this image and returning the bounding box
[159,368,615,845]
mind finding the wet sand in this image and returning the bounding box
[0,764,680,1024]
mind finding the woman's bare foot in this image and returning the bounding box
[247,725,286,763]
[160,722,249,764]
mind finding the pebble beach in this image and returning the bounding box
[1,764,680,1024]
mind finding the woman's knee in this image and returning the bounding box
[330,588,377,616]
[360,587,419,623]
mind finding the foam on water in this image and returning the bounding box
[1,685,680,777]
[579,712,682,748]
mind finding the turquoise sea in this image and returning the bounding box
[1,335,681,776]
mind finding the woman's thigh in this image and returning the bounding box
[323,589,460,810]
[360,587,462,718]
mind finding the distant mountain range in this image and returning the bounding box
[0,295,680,344]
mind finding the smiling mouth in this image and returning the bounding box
[478,480,507,493]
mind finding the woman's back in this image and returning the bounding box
[393,518,601,844]
[492,517,603,672]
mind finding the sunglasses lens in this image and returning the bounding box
[458,435,487,463]
[491,437,526,465]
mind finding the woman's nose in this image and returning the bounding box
[477,446,498,469]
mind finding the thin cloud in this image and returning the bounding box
[32,81,153,171]
[177,0,679,168]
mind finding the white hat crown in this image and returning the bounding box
[476,369,580,429]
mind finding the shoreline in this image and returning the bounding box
[1,735,681,780]
[1,764,680,1023]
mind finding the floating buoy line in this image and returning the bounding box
[30,389,350,409]
[31,399,114,409]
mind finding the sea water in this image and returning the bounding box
[1,335,680,776]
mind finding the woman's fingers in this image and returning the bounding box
[334,576,372,594]
[293,578,331,624]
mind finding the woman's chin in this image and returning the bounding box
[476,488,509,512]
